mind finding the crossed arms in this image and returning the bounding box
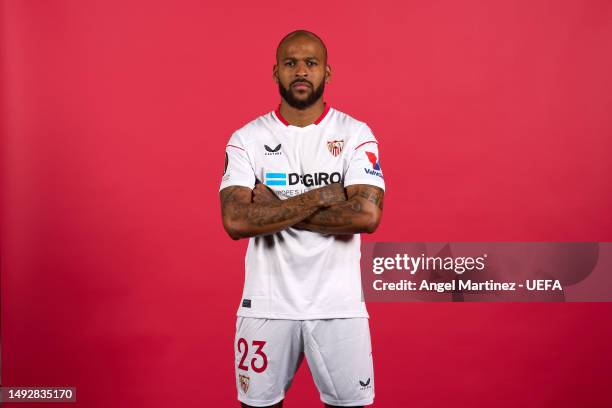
[220,183,384,240]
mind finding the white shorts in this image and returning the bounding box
[234,317,375,407]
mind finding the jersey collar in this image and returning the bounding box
[273,103,331,127]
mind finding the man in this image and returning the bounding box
[219,30,385,408]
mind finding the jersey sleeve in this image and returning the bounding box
[343,124,386,191]
[219,131,256,191]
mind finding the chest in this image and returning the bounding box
[250,128,350,197]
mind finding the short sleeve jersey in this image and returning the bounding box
[220,104,385,319]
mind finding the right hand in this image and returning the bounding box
[315,183,346,207]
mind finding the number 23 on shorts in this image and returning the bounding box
[237,338,268,373]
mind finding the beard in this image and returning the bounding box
[278,79,325,110]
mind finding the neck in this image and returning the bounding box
[278,99,326,127]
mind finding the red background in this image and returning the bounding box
[2,0,611,407]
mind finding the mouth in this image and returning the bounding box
[291,82,311,91]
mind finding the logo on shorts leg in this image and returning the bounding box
[239,374,250,394]
[359,378,371,391]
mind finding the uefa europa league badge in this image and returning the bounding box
[327,139,344,157]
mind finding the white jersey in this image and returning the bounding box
[219,104,385,319]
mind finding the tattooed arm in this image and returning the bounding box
[294,184,384,235]
[219,183,346,240]
[254,184,384,235]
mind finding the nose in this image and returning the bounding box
[295,61,308,77]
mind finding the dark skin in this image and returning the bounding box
[225,32,380,408]
[253,183,383,235]
[220,183,346,240]
[273,33,331,127]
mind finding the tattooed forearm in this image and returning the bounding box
[220,183,346,239]
[358,188,384,209]
[303,199,361,227]
[220,187,240,208]
[243,196,314,227]
[295,184,384,235]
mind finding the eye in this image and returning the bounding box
[307,61,317,66]
[285,61,295,67]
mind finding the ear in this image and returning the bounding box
[272,64,279,83]
[325,64,332,83]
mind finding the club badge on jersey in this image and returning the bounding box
[327,139,344,157]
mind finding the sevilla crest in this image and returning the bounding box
[327,139,344,157]
[239,374,250,393]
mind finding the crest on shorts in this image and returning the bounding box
[327,139,344,157]
[239,374,250,393]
